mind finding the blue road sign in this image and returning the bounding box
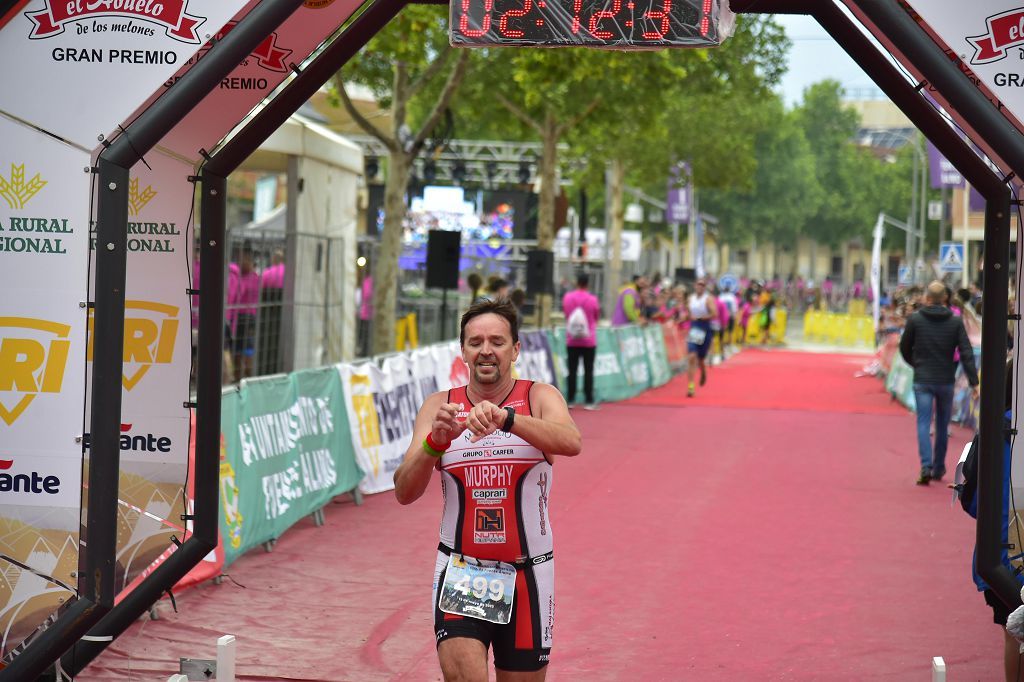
[939,242,964,273]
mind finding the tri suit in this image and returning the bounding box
[432,379,554,672]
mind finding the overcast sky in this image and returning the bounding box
[773,14,880,106]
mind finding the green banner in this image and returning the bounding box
[616,326,651,396]
[643,325,672,387]
[546,329,567,395]
[221,367,363,567]
[885,352,916,411]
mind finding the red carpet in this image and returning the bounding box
[628,348,909,415]
[80,349,997,681]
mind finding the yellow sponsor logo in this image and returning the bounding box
[128,177,156,217]
[303,0,336,8]
[0,163,47,209]
[349,374,382,476]
[0,317,71,425]
[87,300,179,391]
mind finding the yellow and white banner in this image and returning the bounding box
[0,113,91,658]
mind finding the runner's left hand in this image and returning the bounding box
[466,401,506,442]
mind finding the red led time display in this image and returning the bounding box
[450,0,722,48]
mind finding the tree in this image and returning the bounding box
[332,6,470,354]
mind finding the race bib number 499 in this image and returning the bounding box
[439,553,516,625]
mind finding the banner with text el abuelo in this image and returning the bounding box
[222,368,362,567]
[0,0,248,149]
[0,114,91,660]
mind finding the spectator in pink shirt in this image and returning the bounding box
[231,246,260,382]
[562,272,601,410]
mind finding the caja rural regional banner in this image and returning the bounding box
[220,368,363,568]
[0,114,92,660]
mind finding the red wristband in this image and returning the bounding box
[425,433,450,454]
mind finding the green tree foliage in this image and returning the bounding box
[700,99,823,248]
[331,5,470,354]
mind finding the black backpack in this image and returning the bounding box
[959,434,979,517]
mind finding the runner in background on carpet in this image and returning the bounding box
[718,285,739,358]
[394,298,581,682]
[686,278,717,398]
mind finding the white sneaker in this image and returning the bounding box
[583,403,600,411]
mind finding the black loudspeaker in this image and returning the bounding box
[426,230,461,289]
[526,249,554,295]
[675,267,696,285]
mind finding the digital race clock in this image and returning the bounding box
[450,0,729,49]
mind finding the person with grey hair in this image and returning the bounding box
[899,280,980,485]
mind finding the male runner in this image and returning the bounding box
[394,298,581,681]
[686,278,717,397]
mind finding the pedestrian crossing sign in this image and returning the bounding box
[939,242,964,273]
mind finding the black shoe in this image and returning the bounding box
[931,468,946,482]
[916,467,931,485]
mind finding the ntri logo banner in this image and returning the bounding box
[0,317,71,425]
[87,300,179,390]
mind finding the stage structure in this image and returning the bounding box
[0,0,1023,678]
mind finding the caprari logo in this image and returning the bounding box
[128,177,156,217]
[26,0,206,43]
[87,300,178,390]
[967,8,1024,64]
[0,458,61,494]
[0,163,46,209]
[0,317,70,425]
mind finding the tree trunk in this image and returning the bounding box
[372,151,410,355]
[537,113,558,251]
[608,158,626,296]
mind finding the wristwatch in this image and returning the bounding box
[502,406,515,433]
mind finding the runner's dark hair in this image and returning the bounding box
[460,297,519,345]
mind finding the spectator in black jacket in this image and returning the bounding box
[899,281,980,485]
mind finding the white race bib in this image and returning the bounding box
[439,553,516,625]
[687,327,707,345]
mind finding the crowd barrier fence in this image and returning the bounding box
[803,311,876,347]
[164,324,682,585]
[884,344,980,430]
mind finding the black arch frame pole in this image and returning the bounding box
[59,0,405,675]
[2,1,308,678]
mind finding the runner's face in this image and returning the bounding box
[462,313,519,385]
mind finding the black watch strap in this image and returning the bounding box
[502,406,515,433]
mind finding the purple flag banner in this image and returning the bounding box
[927,141,965,189]
[666,162,692,224]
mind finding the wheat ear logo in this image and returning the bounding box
[128,178,156,217]
[0,163,46,209]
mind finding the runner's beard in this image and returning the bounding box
[473,361,503,384]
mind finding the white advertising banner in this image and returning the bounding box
[0,114,91,657]
[338,361,417,495]
[153,0,365,162]
[431,341,470,392]
[408,348,442,401]
[82,151,193,591]
[907,1,1024,134]
[0,0,248,149]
